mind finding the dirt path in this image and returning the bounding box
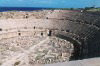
[1,37,49,66]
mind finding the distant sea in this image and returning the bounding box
[0,7,49,12]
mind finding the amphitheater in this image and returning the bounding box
[0,10,100,66]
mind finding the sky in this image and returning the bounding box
[0,0,100,8]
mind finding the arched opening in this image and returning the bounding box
[18,33,21,36]
[34,26,35,29]
[25,16,28,18]
[25,14,28,18]
[41,32,43,36]
[46,17,48,19]
[66,29,70,32]
[48,30,52,36]
[0,28,2,31]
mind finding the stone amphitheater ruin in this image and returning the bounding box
[0,10,100,66]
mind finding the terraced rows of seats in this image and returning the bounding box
[0,10,100,28]
[46,10,100,28]
[0,10,100,65]
[0,10,49,19]
[46,10,100,59]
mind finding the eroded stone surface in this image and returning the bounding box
[0,36,74,66]
[0,10,100,66]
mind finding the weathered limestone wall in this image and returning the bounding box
[0,10,100,59]
[0,32,18,40]
[0,27,49,40]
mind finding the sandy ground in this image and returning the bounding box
[0,36,73,66]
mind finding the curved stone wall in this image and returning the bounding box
[0,10,100,62]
